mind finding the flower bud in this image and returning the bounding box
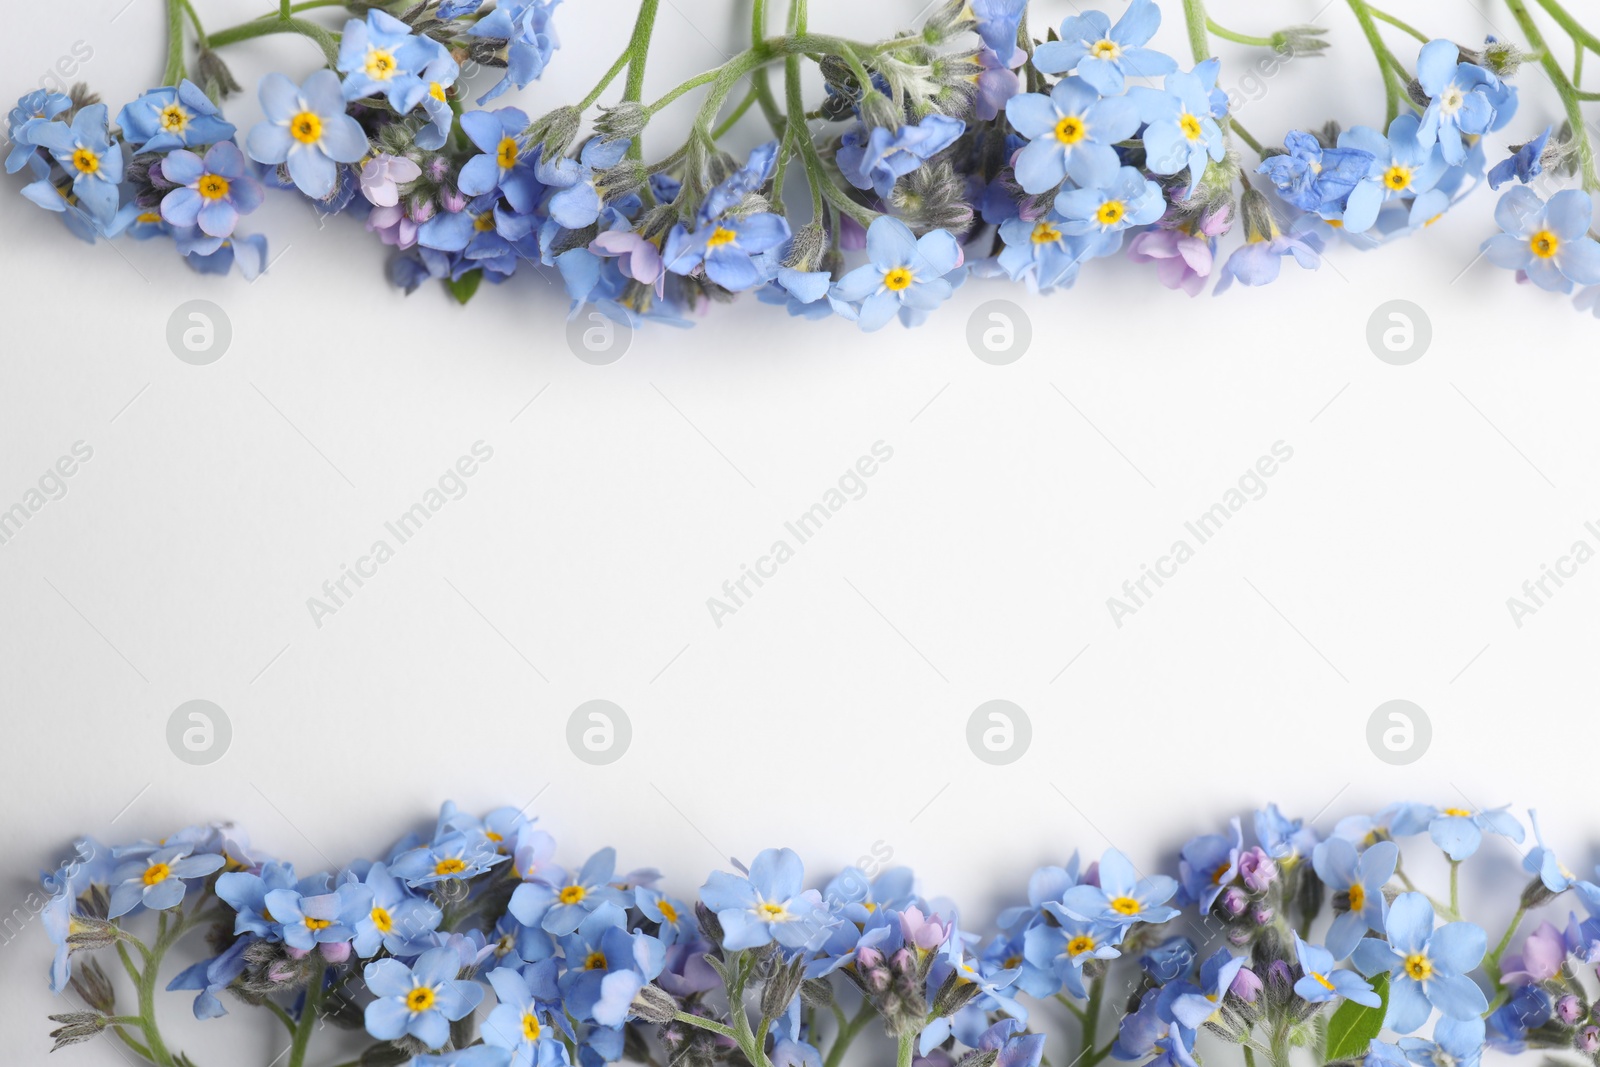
[1251,905,1275,926]
[1270,25,1329,57]
[1577,1025,1600,1054]
[528,105,582,160]
[1220,887,1248,917]
[47,1012,107,1051]
[631,983,681,1024]
[1558,995,1585,1025]
[69,957,117,1015]
[1231,966,1263,1004]
[1239,848,1278,892]
[196,49,243,100]
[594,102,648,141]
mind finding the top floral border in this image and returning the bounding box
[8,0,1600,326]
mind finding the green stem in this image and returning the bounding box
[896,1033,915,1067]
[279,0,292,17]
[1206,18,1274,47]
[163,0,187,85]
[824,1004,874,1067]
[713,85,761,137]
[1535,0,1600,56]
[674,1011,738,1040]
[1485,905,1528,986]
[287,965,326,1067]
[577,47,631,111]
[1244,1047,1258,1067]
[1368,6,1430,44]
[1346,0,1411,124]
[622,0,663,158]
[784,0,822,221]
[1181,0,1214,63]
[1449,861,1461,918]
[1508,0,1600,190]
[178,0,207,45]
[1231,118,1267,154]
[206,16,340,65]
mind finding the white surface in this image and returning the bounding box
[3,0,1599,1063]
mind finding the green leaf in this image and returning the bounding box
[1325,972,1389,1063]
[446,269,483,305]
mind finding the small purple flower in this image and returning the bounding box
[1238,848,1277,892]
[360,153,422,207]
[160,141,264,238]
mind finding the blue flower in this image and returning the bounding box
[338,9,458,113]
[364,946,485,1050]
[159,141,264,239]
[351,862,442,956]
[662,211,791,292]
[1416,39,1516,165]
[1255,804,1319,860]
[1054,164,1166,256]
[998,214,1086,291]
[1023,908,1123,998]
[1257,131,1374,213]
[1489,127,1551,190]
[1178,818,1243,911]
[508,847,630,936]
[635,886,696,946]
[108,844,225,918]
[30,103,124,223]
[459,108,546,214]
[1032,0,1178,95]
[1005,77,1139,194]
[245,70,369,199]
[1167,949,1248,1027]
[1522,810,1577,893]
[1400,1016,1486,1067]
[1351,892,1488,1033]
[538,136,631,230]
[6,89,72,173]
[1336,115,1448,232]
[482,964,571,1067]
[1131,67,1226,195]
[1482,187,1600,294]
[829,216,964,331]
[167,939,250,1019]
[41,838,113,992]
[554,902,665,1024]
[1427,804,1524,861]
[1293,935,1380,1006]
[972,0,1028,58]
[265,881,370,952]
[837,113,965,198]
[391,831,510,886]
[116,80,235,154]
[1113,986,1199,1067]
[1061,848,1180,927]
[1312,838,1398,960]
[469,0,562,104]
[700,847,832,951]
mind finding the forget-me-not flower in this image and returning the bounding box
[1032,0,1178,95]
[246,70,369,199]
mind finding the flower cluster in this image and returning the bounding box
[39,799,1600,1067]
[8,0,1600,321]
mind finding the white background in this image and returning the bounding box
[3,0,1600,1063]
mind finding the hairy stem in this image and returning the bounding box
[1535,0,1600,56]
[286,965,327,1067]
[1346,0,1410,124]
[163,0,187,85]
[1507,0,1600,189]
[1206,19,1274,48]
[1181,0,1213,64]
[622,0,663,158]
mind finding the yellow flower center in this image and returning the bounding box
[434,857,468,876]
[198,174,231,201]
[430,81,448,103]
[1090,39,1121,60]
[1441,807,1472,817]
[371,906,393,933]
[1109,896,1141,916]
[1179,113,1204,141]
[522,1012,542,1041]
[584,950,608,970]
[142,862,171,886]
[304,916,332,931]
[1096,200,1126,227]
[474,212,498,232]
[1212,862,1233,885]
[72,148,100,175]
[497,136,519,170]
[705,225,739,249]
[1066,934,1097,957]
[1404,952,1433,981]
[137,211,163,224]
[159,102,190,133]
[1347,883,1365,911]
[290,112,323,145]
[365,48,399,80]
[1032,221,1062,244]
[1055,115,1086,144]
[559,885,587,905]
[658,900,679,923]
[1313,971,1336,992]
[1383,165,1412,192]
[758,901,790,921]
[406,986,436,1013]
[883,267,914,291]
[1530,231,1560,258]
